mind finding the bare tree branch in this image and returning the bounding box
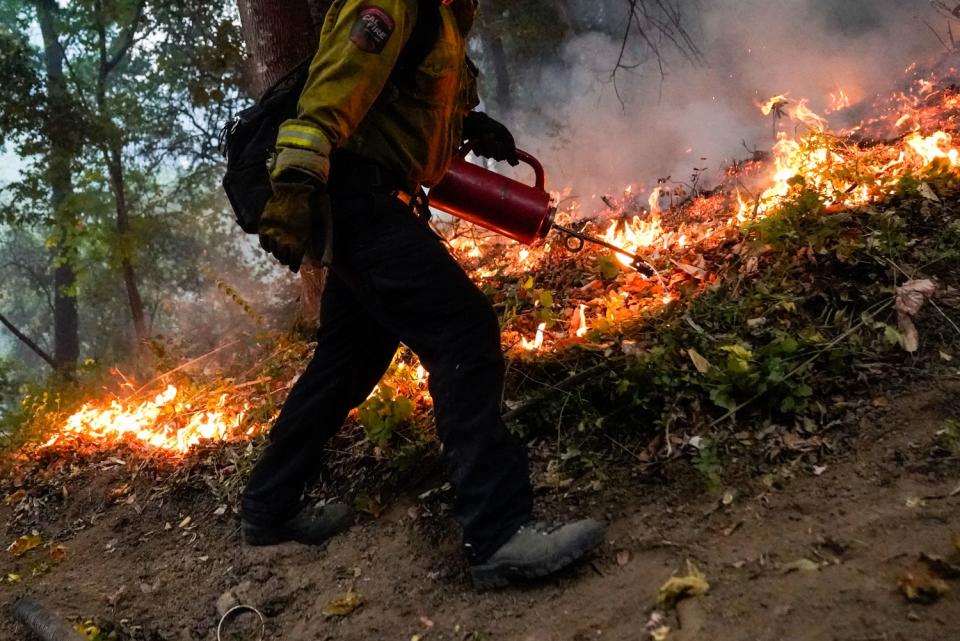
[0,311,56,369]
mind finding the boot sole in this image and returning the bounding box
[469,529,604,590]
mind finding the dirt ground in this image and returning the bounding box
[1,378,958,641]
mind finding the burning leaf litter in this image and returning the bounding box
[13,59,960,458]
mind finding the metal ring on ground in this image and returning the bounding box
[217,604,266,641]
[564,235,585,253]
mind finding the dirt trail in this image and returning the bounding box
[1,380,958,641]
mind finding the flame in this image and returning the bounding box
[576,304,589,338]
[905,131,959,167]
[760,95,789,115]
[521,323,547,351]
[44,385,249,455]
[33,67,960,458]
[826,88,852,114]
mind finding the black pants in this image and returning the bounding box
[241,190,533,563]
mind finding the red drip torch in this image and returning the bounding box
[429,146,656,277]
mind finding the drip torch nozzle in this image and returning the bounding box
[552,224,657,278]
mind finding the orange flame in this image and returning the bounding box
[521,323,547,351]
[43,385,249,454]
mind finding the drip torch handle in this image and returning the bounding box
[456,144,546,191]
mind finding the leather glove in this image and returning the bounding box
[258,171,330,273]
[463,111,519,166]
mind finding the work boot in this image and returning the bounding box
[470,519,605,590]
[241,503,353,546]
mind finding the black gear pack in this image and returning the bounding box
[220,0,442,234]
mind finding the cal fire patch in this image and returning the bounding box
[350,7,396,54]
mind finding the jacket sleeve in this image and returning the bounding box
[272,0,417,182]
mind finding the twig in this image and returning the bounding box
[503,359,623,422]
[131,340,242,396]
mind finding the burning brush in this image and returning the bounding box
[29,58,960,456]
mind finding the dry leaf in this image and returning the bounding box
[323,590,364,618]
[651,626,671,641]
[687,348,712,374]
[355,495,386,518]
[781,558,820,574]
[4,490,27,506]
[178,516,192,528]
[895,279,936,353]
[900,567,949,603]
[917,182,940,202]
[616,549,632,566]
[8,532,42,558]
[49,544,67,563]
[656,560,710,609]
[5,574,21,583]
[672,261,709,280]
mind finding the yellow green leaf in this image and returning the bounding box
[656,560,710,609]
[322,590,364,618]
[8,532,42,558]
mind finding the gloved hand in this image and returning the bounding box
[258,171,329,273]
[463,111,519,166]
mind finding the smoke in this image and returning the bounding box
[502,0,946,206]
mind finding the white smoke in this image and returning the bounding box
[504,0,947,207]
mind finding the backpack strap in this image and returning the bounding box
[390,0,442,87]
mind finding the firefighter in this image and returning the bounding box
[240,0,604,589]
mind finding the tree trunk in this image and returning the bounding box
[489,36,513,112]
[35,0,80,376]
[106,145,148,345]
[236,0,323,97]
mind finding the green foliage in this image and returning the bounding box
[692,438,723,491]
[357,385,414,449]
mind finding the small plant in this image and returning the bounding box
[356,384,414,449]
[692,437,723,491]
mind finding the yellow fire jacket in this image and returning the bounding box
[272,0,479,189]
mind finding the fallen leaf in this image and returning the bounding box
[8,532,42,558]
[355,495,386,518]
[178,516,192,529]
[651,626,671,641]
[49,544,67,563]
[419,616,434,628]
[687,348,712,374]
[5,574,21,583]
[900,567,949,603]
[917,182,941,202]
[323,590,364,618]
[895,279,936,353]
[616,549,632,566]
[906,497,925,509]
[74,620,100,641]
[781,558,820,574]
[656,560,710,609]
[4,490,27,506]
[671,260,709,280]
[31,562,50,577]
[213,505,227,516]
[721,490,736,506]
